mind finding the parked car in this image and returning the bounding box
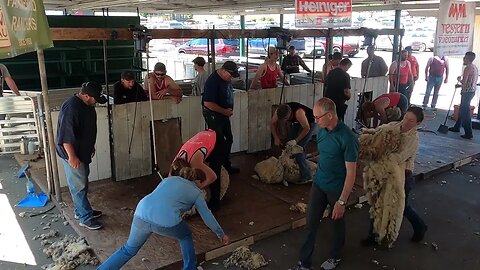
[178,38,240,57]
[403,32,434,52]
[304,38,359,58]
[247,38,306,55]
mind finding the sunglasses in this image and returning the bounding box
[154,72,166,76]
[314,112,329,120]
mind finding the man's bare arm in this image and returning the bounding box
[295,109,310,143]
[249,64,266,90]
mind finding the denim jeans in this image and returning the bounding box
[367,170,426,237]
[298,184,344,268]
[61,159,93,223]
[203,109,233,208]
[398,84,411,104]
[289,122,317,180]
[98,217,196,270]
[453,92,475,137]
[403,171,427,233]
[423,75,443,108]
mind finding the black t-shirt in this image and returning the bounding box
[287,102,315,124]
[113,81,148,104]
[324,67,351,106]
[202,71,234,109]
[56,95,97,164]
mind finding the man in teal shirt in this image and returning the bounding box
[290,97,359,270]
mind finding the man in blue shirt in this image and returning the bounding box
[291,97,359,270]
[56,81,107,230]
[202,61,240,210]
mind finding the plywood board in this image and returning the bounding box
[153,118,183,175]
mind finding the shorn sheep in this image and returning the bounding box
[359,124,405,247]
[254,140,317,185]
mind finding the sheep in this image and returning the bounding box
[254,140,317,185]
[182,166,229,217]
[359,124,405,247]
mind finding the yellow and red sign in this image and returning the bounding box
[435,0,474,56]
[295,0,352,28]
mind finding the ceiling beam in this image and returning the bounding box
[50,27,404,41]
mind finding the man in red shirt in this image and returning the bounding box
[389,50,414,103]
[405,46,419,93]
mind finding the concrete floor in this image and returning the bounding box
[202,162,480,270]
[0,155,96,270]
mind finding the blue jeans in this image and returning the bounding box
[398,84,412,104]
[289,122,317,180]
[298,183,344,268]
[453,92,475,137]
[61,159,93,223]
[423,75,443,108]
[98,217,196,270]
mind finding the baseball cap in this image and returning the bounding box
[192,56,206,66]
[121,70,135,81]
[81,81,107,104]
[154,62,166,72]
[221,61,240,78]
[405,46,412,52]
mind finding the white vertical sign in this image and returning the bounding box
[435,0,475,56]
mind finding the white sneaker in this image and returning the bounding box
[321,258,341,270]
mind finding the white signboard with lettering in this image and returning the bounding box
[295,0,352,28]
[435,0,475,56]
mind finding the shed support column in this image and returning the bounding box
[392,9,401,62]
[240,15,246,57]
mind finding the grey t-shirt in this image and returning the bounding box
[361,55,388,78]
[0,64,11,97]
[192,71,209,96]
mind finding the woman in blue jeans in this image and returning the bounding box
[98,159,230,270]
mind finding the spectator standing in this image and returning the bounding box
[449,51,478,139]
[55,82,107,230]
[192,56,209,96]
[324,58,353,122]
[361,46,388,78]
[281,45,312,74]
[423,55,449,110]
[113,70,148,104]
[250,46,288,90]
[145,62,183,103]
[389,50,414,103]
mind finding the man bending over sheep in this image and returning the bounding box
[361,106,428,247]
[271,102,316,183]
[361,92,408,128]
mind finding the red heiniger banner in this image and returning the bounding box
[295,0,352,28]
[435,0,475,56]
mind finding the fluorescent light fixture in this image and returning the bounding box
[245,9,255,12]
[284,7,296,11]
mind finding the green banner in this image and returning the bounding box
[0,0,53,59]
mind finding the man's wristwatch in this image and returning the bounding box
[337,199,346,206]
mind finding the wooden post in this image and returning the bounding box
[37,49,62,202]
[210,26,216,71]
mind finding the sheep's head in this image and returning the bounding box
[284,140,304,156]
